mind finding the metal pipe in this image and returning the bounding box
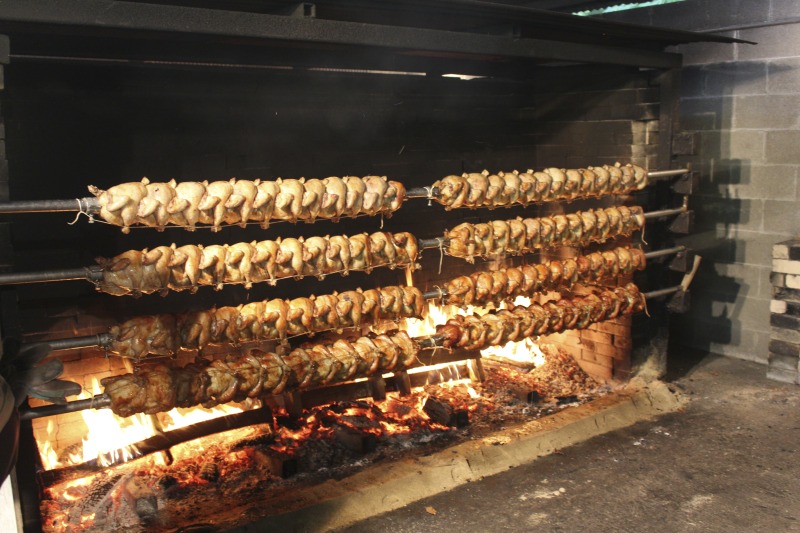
[0,267,103,285]
[19,394,111,421]
[643,205,687,220]
[0,197,98,214]
[646,168,690,179]
[643,246,686,260]
[643,286,681,299]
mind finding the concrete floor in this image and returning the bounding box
[341,354,800,532]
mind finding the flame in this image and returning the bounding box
[37,377,246,471]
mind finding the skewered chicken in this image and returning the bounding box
[445,206,644,262]
[443,246,646,307]
[432,163,647,210]
[106,286,426,359]
[101,330,419,416]
[435,283,645,351]
[95,231,420,296]
[88,176,407,232]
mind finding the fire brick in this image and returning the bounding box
[575,359,613,382]
[580,330,613,346]
[773,259,800,275]
[786,274,800,290]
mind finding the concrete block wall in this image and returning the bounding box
[605,1,800,365]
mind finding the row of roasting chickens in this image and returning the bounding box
[433,163,647,210]
[107,286,426,359]
[93,206,644,296]
[446,206,644,262]
[101,284,645,416]
[105,245,646,359]
[89,176,406,232]
[87,162,647,232]
[95,231,419,296]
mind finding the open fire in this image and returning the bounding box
[32,290,603,532]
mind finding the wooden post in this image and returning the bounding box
[369,376,386,401]
[394,370,412,396]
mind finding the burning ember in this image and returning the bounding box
[37,341,600,533]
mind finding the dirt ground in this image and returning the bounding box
[339,353,800,532]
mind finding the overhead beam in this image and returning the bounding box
[0,0,681,69]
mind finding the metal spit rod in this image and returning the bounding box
[0,168,691,214]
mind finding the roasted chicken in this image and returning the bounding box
[96,232,420,296]
[89,176,407,232]
[435,283,645,350]
[445,206,645,262]
[432,163,647,210]
[101,330,419,416]
[106,286,426,359]
[443,247,646,307]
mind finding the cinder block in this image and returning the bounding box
[771,299,788,313]
[771,0,800,20]
[728,165,798,202]
[703,61,767,97]
[734,95,800,129]
[675,39,737,66]
[764,199,800,236]
[738,23,800,61]
[726,130,766,164]
[766,130,800,164]
[767,57,800,94]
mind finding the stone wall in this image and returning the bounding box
[604,1,800,365]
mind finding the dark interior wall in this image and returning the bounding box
[0,59,658,341]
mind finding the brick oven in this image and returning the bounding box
[0,2,733,531]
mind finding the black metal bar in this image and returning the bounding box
[0,197,98,214]
[19,394,111,421]
[0,267,102,285]
[37,333,112,352]
[0,1,682,69]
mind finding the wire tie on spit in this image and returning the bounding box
[68,198,94,225]
[423,186,435,207]
[432,284,445,305]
